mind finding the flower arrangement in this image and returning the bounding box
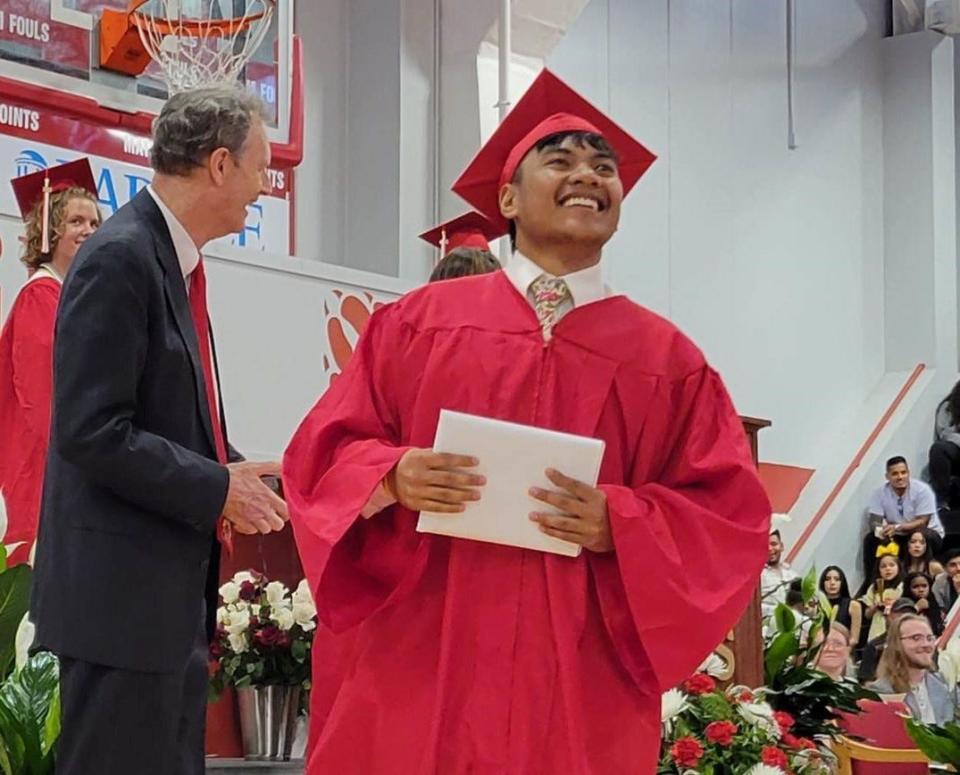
[209,570,317,695]
[658,673,830,774]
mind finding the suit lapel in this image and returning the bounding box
[132,190,219,456]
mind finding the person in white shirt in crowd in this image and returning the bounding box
[870,614,957,725]
[861,456,943,585]
[760,529,798,621]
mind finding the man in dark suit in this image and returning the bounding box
[31,85,288,774]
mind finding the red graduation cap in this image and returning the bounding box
[418,211,505,258]
[451,69,657,231]
[11,158,98,253]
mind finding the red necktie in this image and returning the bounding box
[188,258,233,554]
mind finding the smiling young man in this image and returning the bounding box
[284,70,771,774]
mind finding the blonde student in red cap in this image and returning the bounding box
[420,210,504,282]
[0,159,100,565]
[284,70,771,773]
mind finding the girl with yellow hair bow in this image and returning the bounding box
[859,542,904,641]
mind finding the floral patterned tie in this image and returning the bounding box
[530,274,572,340]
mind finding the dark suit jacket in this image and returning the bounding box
[32,189,234,674]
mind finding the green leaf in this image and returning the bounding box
[0,566,31,681]
[0,738,12,775]
[801,565,818,604]
[0,652,59,774]
[42,679,60,759]
[906,719,960,766]
[765,630,799,684]
[773,603,796,634]
[0,546,8,574]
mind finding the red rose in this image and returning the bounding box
[670,737,704,768]
[797,737,816,751]
[209,639,224,659]
[705,720,737,746]
[682,673,717,696]
[253,625,285,648]
[737,689,754,702]
[239,580,257,601]
[761,745,790,769]
[773,711,795,733]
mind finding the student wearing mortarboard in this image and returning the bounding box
[284,70,771,773]
[420,211,503,282]
[0,159,100,565]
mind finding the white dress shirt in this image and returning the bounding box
[146,185,200,280]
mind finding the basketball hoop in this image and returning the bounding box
[100,0,276,94]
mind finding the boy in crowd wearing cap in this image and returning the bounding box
[284,70,770,773]
[0,159,100,565]
[933,546,960,611]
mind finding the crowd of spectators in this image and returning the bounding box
[760,384,960,725]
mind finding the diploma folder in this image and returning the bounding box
[416,410,606,557]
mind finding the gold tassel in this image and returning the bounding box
[40,175,51,255]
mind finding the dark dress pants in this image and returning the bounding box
[56,609,209,775]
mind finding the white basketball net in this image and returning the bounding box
[133,0,275,94]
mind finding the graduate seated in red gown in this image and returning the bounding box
[420,211,504,282]
[0,160,100,565]
[283,69,772,774]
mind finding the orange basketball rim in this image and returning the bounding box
[100,0,277,81]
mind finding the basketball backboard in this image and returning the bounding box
[0,1,301,165]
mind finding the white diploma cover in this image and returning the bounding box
[416,410,606,557]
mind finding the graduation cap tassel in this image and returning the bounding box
[438,227,448,267]
[40,175,51,255]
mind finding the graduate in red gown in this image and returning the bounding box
[0,159,100,565]
[306,211,508,758]
[284,70,771,774]
[420,211,504,282]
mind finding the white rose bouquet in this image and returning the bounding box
[210,570,317,695]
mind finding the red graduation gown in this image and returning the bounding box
[0,276,60,566]
[283,270,770,774]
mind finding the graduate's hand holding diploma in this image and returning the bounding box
[529,468,614,553]
[387,448,486,513]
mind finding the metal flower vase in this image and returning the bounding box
[236,685,302,761]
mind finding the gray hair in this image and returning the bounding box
[151,85,266,175]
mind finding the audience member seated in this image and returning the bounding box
[820,565,862,646]
[813,621,854,681]
[858,597,917,684]
[932,546,960,612]
[862,456,943,585]
[870,614,957,725]
[428,247,501,282]
[930,380,960,512]
[859,547,905,642]
[903,571,945,637]
[760,529,798,621]
[903,529,944,578]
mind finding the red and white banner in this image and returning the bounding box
[0,94,294,254]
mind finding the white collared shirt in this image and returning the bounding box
[146,185,200,280]
[503,251,610,325]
